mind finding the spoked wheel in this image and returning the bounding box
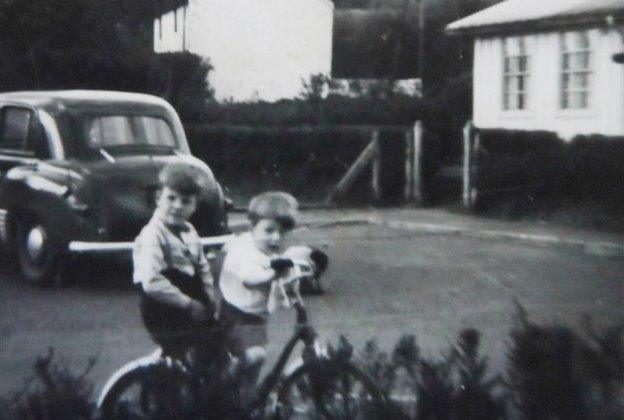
[274,360,386,420]
[16,217,64,286]
[99,363,200,420]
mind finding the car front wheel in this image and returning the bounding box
[16,217,65,287]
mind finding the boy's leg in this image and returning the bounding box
[219,302,269,402]
[140,295,196,358]
[239,345,266,405]
[237,324,268,406]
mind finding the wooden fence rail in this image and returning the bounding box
[327,122,424,205]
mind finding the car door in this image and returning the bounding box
[0,105,52,243]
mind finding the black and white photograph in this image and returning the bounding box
[0,0,623,418]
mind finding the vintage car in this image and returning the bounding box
[0,90,229,286]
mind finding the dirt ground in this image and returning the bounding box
[1,221,622,399]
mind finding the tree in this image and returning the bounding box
[0,0,213,121]
[148,52,213,122]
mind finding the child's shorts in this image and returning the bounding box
[219,301,268,357]
[139,291,211,357]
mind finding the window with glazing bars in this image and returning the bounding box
[502,37,530,110]
[560,31,592,109]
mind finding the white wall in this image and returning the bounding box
[155,0,334,102]
[473,28,624,139]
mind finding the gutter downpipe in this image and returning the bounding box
[183,4,187,52]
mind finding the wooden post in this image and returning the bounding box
[404,121,423,204]
[371,130,381,202]
[471,130,480,207]
[462,121,474,208]
[412,120,423,204]
[326,130,380,204]
[404,130,413,201]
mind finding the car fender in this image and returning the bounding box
[0,165,79,244]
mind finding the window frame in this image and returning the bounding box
[559,30,593,111]
[0,104,38,158]
[501,36,531,113]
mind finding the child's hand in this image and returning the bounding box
[187,300,209,322]
[270,257,294,276]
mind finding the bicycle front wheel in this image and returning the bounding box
[274,360,386,419]
[99,362,199,419]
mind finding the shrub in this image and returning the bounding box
[333,9,420,79]
[199,94,427,127]
[508,303,624,419]
[566,135,624,198]
[147,52,214,122]
[2,311,623,419]
[475,130,565,201]
[1,349,97,420]
[472,130,624,225]
[355,329,505,419]
[186,125,410,205]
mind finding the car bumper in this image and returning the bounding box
[68,234,235,254]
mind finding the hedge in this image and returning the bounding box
[473,130,624,217]
[475,129,565,197]
[199,94,429,127]
[566,134,624,197]
[185,125,411,206]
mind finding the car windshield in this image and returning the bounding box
[83,115,177,150]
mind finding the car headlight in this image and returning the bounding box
[25,175,68,196]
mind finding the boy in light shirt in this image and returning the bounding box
[133,163,217,358]
[219,191,299,399]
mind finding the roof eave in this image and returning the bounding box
[446,10,624,37]
[152,0,189,18]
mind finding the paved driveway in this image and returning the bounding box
[1,222,622,398]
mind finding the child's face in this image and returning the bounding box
[156,186,197,226]
[252,218,288,255]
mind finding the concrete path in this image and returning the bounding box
[229,207,624,258]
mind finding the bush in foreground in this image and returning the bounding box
[353,304,623,419]
[2,306,622,419]
[0,349,97,420]
[507,304,624,419]
[357,330,506,419]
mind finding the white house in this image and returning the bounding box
[154,0,334,102]
[446,0,624,139]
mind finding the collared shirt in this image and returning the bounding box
[219,233,277,316]
[133,213,214,309]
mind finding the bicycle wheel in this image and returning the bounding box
[99,362,200,420]
[274,360,386,419]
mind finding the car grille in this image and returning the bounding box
[103,194,154,241]
[97,191,226,242]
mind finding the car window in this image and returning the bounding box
[0,107,50,158]
[0,107,31,151]
[84,115,177,149]
[136,117,175,146]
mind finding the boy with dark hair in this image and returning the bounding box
[133,162,217,357]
